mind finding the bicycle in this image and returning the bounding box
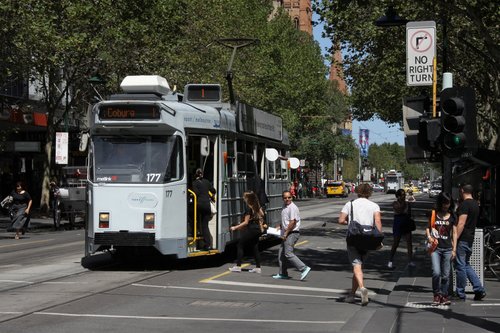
[483,226,500,280]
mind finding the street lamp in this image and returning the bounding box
[374,5,408,27]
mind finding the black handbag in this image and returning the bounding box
[346,201,384,251]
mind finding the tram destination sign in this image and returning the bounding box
[406,21,436,86]
[99,104,161,120]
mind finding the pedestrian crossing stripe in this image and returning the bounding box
[405,302,449,309]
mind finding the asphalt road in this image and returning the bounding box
[0,192,434,333]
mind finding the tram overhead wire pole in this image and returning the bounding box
[209,38,259,105]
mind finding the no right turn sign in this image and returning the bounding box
[406,21,436,86]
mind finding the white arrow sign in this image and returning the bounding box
[406,21,436,86]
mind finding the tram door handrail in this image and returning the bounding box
[187,189,197,246]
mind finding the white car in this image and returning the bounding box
[429,186,441,198]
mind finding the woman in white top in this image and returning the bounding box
[339,183,382,306]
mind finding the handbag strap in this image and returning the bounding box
[430,209,436,228]
[349,200,354,223]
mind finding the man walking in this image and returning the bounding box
[454,183,486,301]
[273,190,311,280]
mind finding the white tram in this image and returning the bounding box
[84,75,297,259]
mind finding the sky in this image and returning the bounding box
[312,15,405,146]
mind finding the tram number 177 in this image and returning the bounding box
[147,173,161,182]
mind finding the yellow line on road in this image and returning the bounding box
[296,240,309,247]
[0,239,54,249]
[200,263,250,283]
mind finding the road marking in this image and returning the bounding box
[470,303,500,306]
[0,239,54,249]
[34,312,344,324]
[405,302,449,309]
[0,280,34,284]
[200,263,250,283]
[42,281,85,285]
[132,283,341,299]
[203,280,349,294]
[295,240,308,247]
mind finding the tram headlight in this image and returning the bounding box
[144,213,155,229]
[99,212,110,228]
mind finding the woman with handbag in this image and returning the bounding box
[426,192,457,305]
[228,191,266,273]
[192,168,216,251]
[387,189,415,269]
[339,183,382,306]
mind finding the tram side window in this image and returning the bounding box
[280,158,288,179]
[267,160,275,179]
[236,141,256,179]
[237,152,256,178]
[225,140,236,179]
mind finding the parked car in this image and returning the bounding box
[372,183,384,192]
[428,186,441,198]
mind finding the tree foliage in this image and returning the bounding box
[314,0,500,151]
[367,143,424,180]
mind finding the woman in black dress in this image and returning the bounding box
[228,191,266,273]
[192,169,216,250]
[10,181,32,240]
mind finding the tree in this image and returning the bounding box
[8,0,185,211]
[315,0,500,151]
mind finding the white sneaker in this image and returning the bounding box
[228,266,241,272]
[344,293,356,303]
[387,261,393,269]
[249,268,261,274]
[360,287,369,306]
[408,261,416,268]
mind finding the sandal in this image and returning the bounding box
[15,234,20,240]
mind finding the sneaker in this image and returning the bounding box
[432,294,441,305]
[228,266,241,272]
[272,274,291,280]
[300,266,311,281]
[440,295,451,305]
[473,291,486,301]
[360,287,369,306]
[408,261,416,268]
[387,261,393,269]
[249,268,261,274]
[344,294,356,303]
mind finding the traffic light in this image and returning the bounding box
[440,87,477,158]
[417,117,441,152]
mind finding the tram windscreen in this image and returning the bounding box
[92,135,183,183]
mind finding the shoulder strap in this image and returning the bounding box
[430,209,436,228]
[350,200,354,222]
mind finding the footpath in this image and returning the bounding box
[1,210,499,332]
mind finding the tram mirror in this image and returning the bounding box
[200,137,210,156]
[265,148,279,162]
[289,157,300,169]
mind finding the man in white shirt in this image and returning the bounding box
[273,190,311,281]
[339,183,382,306]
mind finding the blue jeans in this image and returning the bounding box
[431,248,452,296]
[454,241,484,298]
